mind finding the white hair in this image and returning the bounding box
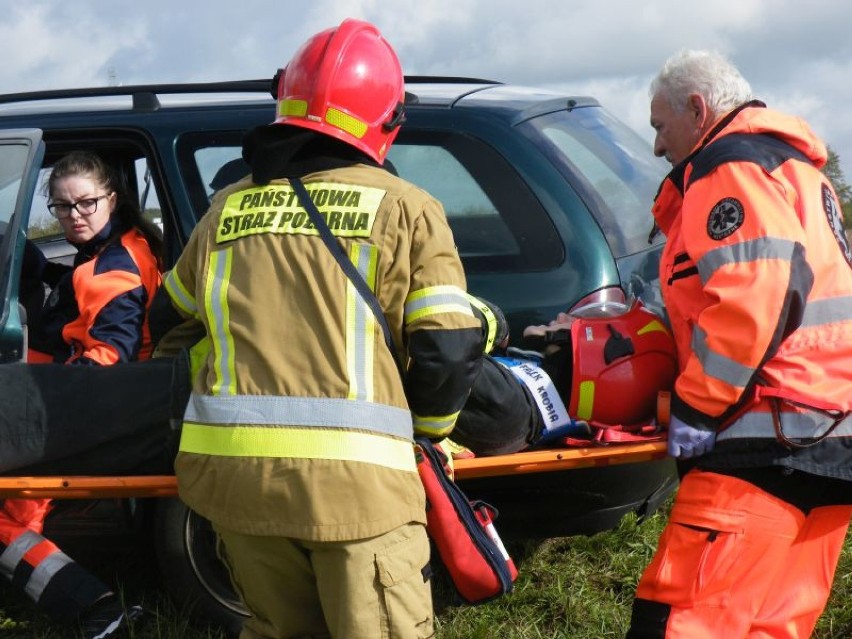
[650,50,753,115]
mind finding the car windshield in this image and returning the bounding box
[525,107,667,257]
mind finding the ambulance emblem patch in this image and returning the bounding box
[707,197,744,240]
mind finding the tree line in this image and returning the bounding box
[824,147,852,231]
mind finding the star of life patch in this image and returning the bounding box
[707,197,745,240]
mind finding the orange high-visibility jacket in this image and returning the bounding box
[654,102,852,476]
[32,227,161,365]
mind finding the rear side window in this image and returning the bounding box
[527,108,666,256]
[389,131,562,272]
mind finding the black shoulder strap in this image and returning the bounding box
[290,177,405,377]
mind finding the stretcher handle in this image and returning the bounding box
[0,440,671,498]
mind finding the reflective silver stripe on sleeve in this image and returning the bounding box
[0,530,41,580]
[697,237,796,285]
[412,412,459,437]
[691,325,756,388]
[184,393,414,440]
[801,295,852,328]
[26,551,74,603]
[718,411,852,441]
[404,286,474,323]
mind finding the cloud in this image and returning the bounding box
[0,3,148,90]
[1,0,851,178]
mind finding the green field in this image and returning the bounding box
[2,501,851,638]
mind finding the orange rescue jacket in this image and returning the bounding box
[654,102,852,477]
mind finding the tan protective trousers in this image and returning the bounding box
[215,521,434,639]
[628,469,852,638]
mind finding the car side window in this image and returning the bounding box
[389,131,562,273]
[386,143,518,254]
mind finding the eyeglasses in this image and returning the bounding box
[47,193,111,219]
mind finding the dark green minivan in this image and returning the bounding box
[0,78,674,631]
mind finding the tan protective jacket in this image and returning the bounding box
[163,164,481,539]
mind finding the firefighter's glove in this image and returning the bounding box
[667,416,715,459]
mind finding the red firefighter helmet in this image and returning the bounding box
[567,300,676,426]
[273,18,405,164]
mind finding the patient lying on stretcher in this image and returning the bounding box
[0,290,673,475]
[451,297,677,457]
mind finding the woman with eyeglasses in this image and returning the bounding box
[27,150,163,365]
[3,150,163,637]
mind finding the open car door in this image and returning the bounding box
[0,128,44,363]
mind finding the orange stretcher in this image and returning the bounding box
[0,441,669,499]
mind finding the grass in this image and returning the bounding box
[3,501,852,638]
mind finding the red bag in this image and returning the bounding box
[415,437,518,604]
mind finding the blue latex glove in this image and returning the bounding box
[667,415,716,459]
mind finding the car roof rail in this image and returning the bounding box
[0,77,501,112]
[0,80,274,112]
[403,76,501,85]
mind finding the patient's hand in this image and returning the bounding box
[523,312,575,339]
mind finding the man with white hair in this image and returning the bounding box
[626,49,852,638]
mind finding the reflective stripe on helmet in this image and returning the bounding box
[637,318,670,336]
[179,422,417,472]
[466,293,499,354]
[326,107,368,139]
[404,285,474,324]
[278,99,308,118]
[575,380,595,421]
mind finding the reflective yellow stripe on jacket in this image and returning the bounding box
[404,284,472,437]
[163,268,197,317]
[346,242,379,401]
[179,393,416,471]
[204,248,236,395]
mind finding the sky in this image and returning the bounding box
[2,0,852,178]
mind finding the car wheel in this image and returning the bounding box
[153,497,248,636]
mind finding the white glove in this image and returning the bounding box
[667,415,716,459]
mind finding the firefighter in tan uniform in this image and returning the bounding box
[627,50,852,638]
[151,19,482,639]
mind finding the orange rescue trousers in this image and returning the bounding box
[0,498,112,621]
[627,469,852,638]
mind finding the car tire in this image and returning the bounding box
[152,497,248,636]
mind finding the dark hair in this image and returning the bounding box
[44,150,164,268]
